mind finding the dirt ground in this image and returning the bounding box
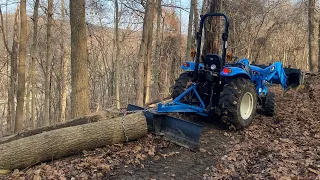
[2,75,320,180]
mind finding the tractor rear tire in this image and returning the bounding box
[171,72,193,101]
[262,92,276,117]
[218,78,257,130]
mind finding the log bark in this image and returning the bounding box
[0,109,122,144]
[0,111,147,170]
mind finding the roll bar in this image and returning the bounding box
[195,13,229,76]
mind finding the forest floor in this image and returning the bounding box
[2,75,320,180]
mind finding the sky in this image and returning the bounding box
[180,0,196,34]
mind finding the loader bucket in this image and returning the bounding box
[284,67,304,88]
[127,104,203,150]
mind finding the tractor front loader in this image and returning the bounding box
[127,13,304,150]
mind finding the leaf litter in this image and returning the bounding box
[1,75,320,179]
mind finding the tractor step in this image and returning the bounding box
[127,104,203,150]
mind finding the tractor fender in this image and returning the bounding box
[220,66,251,79]
[238,58,250,66]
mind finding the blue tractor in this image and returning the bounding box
[128,13,303,149]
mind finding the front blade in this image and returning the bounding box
[127,104,203,150]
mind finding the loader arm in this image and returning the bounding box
[262,62,288,90]
[250,62,288,95]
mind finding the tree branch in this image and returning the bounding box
[0,6,12,56]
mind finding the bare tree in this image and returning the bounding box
[58,0,68,122]
[44,0,54,126]
[153,0,162,99]
[136,0,155,106]
[319,21,320,70]
[203,0,221,55]
[201,0,206,15]
[115,0,121,109]
[308,0,318,72]
[186,0,195,61]
[70,0,90,118]
[30,0,40,129]
[144,2,155,104]
[193,0,198,49]
[15,0,27,133]
[0,6,19,133]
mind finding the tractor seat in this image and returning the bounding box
[204,54,222,70]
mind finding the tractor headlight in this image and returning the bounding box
[210,64,216,70]
[271,66,275,71]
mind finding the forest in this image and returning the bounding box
[0,0,319,179]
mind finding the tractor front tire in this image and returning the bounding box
[171,72,193,101]
[262,92,276,117]
[218,78,257,130]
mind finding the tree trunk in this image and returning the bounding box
[201,0,206,15]
[0,111,147,170]
[15,0,27,133]
[70,0,90,118]
[25,78,30,128]
[136,0,154,106]
[44,0,53,126]
[192,0,199,49]
[308,0,318,73]
[0,6,19,133]
[144,6,155,104]
[153,0,161,99]
[158,16,165,97]
[115,0,121,109]
[0,6,10,135]
[186,0,195,61]
[10,8,19,133]
[318,19,320,71]
[203,0,221,55]
[30,0,39,129]
[59,0,68,122]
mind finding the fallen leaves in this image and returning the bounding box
[0,169,11,175]
[204,76,320,179]
[2,75,320,179]
[308,168,320,175]
[160,151,180,159]
[2,133,175,179]
[199,148,207,153]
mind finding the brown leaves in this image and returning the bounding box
[206,78,320,179]
[199,148,207,153]
[147,146,156,156]
[3,76,320,179]
[0,169,11,175]
[308,168,320,175]
[32,169,41,180]
[160,151,180,159]
[3,133,173,179]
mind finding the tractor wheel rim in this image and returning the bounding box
[240,92,254,120]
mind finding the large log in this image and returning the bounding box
[0,109,122,144]
[0,111,147,170]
